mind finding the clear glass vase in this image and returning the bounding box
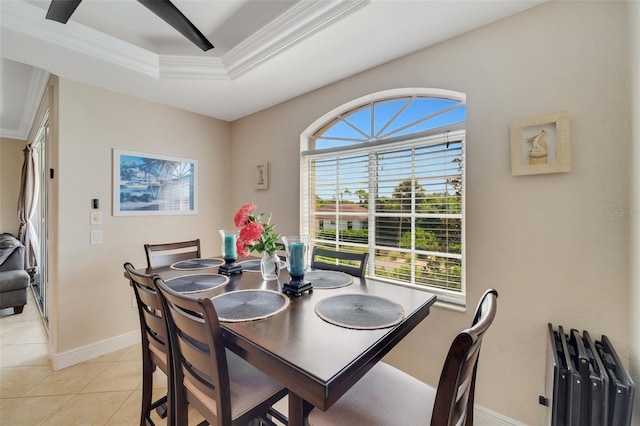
[282,235,310,277]
[260,252,281,281]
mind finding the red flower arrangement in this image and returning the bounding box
[234,203,280,257]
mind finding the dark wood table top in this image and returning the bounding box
[132,260,437,425]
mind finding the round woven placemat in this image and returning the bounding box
[315,294,405,330]
[238,259,286,272]
[170,258,224,270]
[305,270,353,289]
[164,273,229,293]
[211,289,290,322]
[238,259,261,272]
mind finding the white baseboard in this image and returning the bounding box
[50,330,140,370]
[475,405,527,426]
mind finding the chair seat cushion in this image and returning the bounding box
[0,270,30,292]
[308,362,436,426]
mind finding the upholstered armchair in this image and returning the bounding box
[0,233,29,314]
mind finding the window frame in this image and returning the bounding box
[300,88,466,307]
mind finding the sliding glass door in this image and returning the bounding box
[31,113,49,327]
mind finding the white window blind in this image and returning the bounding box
[300,90,466,306]
[302,130,465,306]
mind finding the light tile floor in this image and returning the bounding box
[0,291,287,425]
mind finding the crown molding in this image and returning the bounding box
[0,65,49,140]
[0,128,26,141]
[1,1,158,77]
[20,66,50,140]
[1,0,368,81]
[159,55,227,79]
[223,0,369,78]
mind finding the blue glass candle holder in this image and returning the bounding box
[282,235,312,296]
[218,230,242,275]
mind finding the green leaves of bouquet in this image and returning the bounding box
[234,203,280,256]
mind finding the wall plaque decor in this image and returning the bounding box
[254,162,268,190]
[510,111,571,176]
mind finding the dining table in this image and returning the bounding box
[128,257,437,426]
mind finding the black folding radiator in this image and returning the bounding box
[545,323,635,426]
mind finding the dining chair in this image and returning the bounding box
[275,242,287,261]
[153,275,288,426]
[307,289,499,426]
[144,239,201,269]
[124,262,171,426]
[310,247,369,278]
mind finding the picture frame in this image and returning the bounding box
[113,149,198,216]
[254,162,268,190]
[510,111,571,176]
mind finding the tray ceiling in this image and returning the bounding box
[1,0,545,139]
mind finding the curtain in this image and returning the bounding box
[17,144,40,271]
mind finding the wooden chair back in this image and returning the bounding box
[155,277,287,426]
[274,242,287,261]
[154,276,235,426]
[431,289,498,426]
[144,239,201,269]
[310,246,369,277]
[123,262,170,424]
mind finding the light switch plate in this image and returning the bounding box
[90,230,103,245]
[90,211,103,225]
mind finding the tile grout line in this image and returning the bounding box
[1,291,148,424]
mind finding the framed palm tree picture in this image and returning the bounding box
[113,149,198,216]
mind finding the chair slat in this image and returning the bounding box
[177,334,216,380]
[170,307,211,344]
[144,239,201,269]
[310,247,369,277]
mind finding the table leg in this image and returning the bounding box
[288,392,304,426]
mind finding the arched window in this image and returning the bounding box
[300,89,466,306]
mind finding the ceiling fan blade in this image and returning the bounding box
[137,0,214,52]
[46,0,83,24]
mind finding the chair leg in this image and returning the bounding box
[152,396,168,419]
[256,414,279,426]
[140,356,154,426]
[141,391,167,425]
[174,384,189,426]
[266,407,288,425]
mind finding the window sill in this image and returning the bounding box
[434,300,466,313]
[369,276,466,311]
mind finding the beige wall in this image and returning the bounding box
[0,137,26,236]
[52,78,231,354]
[231,2,633,424]
[8,1,635,424]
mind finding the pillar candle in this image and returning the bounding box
[289,242,305,276]
[224,233,237,259]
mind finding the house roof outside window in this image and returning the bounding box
[315,204,369,221]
